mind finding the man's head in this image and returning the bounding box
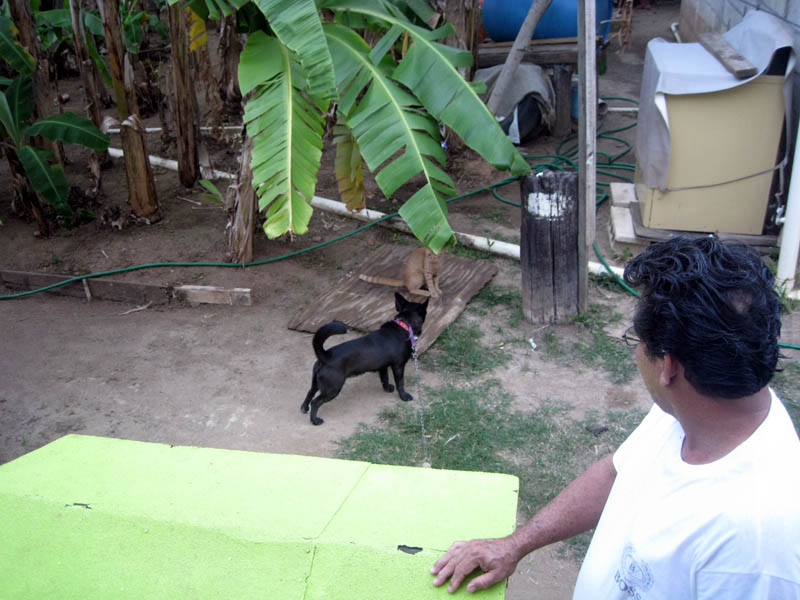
[623,236,781,399]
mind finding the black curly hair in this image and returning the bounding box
[623,236,781,399]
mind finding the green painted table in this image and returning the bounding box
[0,435,518,598]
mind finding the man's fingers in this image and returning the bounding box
[431,561,455,587]
[465,569,502,593]
[431,542,463,574]
[445,556,483,593]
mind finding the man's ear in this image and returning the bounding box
[660,354,681,387]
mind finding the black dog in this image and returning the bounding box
[301,292,429,425]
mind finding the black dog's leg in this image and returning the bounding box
[391,363,412,401]
[301,365,319,413]
[379,367,394,393]
[309,389,340,426]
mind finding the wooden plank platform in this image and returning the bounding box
[287,246,498,354]
[608,184,779,249]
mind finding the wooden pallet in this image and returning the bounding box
[287,245,498,354]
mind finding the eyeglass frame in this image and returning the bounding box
[622,326,641,347]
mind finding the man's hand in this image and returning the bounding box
[430,537,521,593]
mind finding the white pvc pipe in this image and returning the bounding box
[776,120,800,294]
[107,147,233,182]
[106,125,243,134]
[310,196,623,279]
[100,148,678,284]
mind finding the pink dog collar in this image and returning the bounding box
[394,319,417,351]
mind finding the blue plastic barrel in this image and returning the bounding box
[482,0,614,43]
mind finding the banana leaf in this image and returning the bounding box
[239,32,323,238]
[325,0,529,175]
[186,8,207,52]
[0,16,36,76]
[251,0,335,106]
[169,0,248,19]
[19,145,71,216]
[325,22,454,251]
[26,112,110,151]
[333,121,365,212]
[0,92,18,146]
[4,77,32,140]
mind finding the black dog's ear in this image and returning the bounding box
[421,298,429,315]
[395,292,407,311]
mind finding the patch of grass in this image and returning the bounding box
[471,284,525,329]
[589,272,629,293]
[573,331,638,384]
[772,360,800,432]
[446,245,495,261]
[474,284,521,308]
[336,380,646,561]
[540,330,567,358]
[430,320,510,377]
[568,303,623,330]
[482,209,510,225]
[534,304,637,384]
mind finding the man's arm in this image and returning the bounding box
[430,453,617,593]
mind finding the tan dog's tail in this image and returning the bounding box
[359,274,404,288]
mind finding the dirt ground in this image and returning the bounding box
[1,2,693,598]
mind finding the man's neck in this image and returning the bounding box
[676,386,772,465]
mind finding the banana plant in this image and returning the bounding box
[0,73,110,219]
[176,0,530,252]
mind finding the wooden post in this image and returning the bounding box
[577,0,597,312]
[520,170,579,323]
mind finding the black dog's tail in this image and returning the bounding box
[313,321,347,364]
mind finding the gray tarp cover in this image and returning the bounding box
[474,64,556,143]
[635,10,796,190]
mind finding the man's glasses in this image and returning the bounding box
[622,326,641,347]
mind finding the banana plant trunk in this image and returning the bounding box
[217,14,243,115]
[226,137,256,264]
[69,0,106,195]
[97,0,159,219]
[191,25,227,142]
[8,0,64,166]
[168,3,199,187]
[3,146,49,236]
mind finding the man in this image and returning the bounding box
[431,236,800,598]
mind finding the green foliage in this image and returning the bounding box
[0,16,35,75]
[0,77,109,218]
[188,0,529,250]
[198,179,225,205]
[336,379,646,560]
